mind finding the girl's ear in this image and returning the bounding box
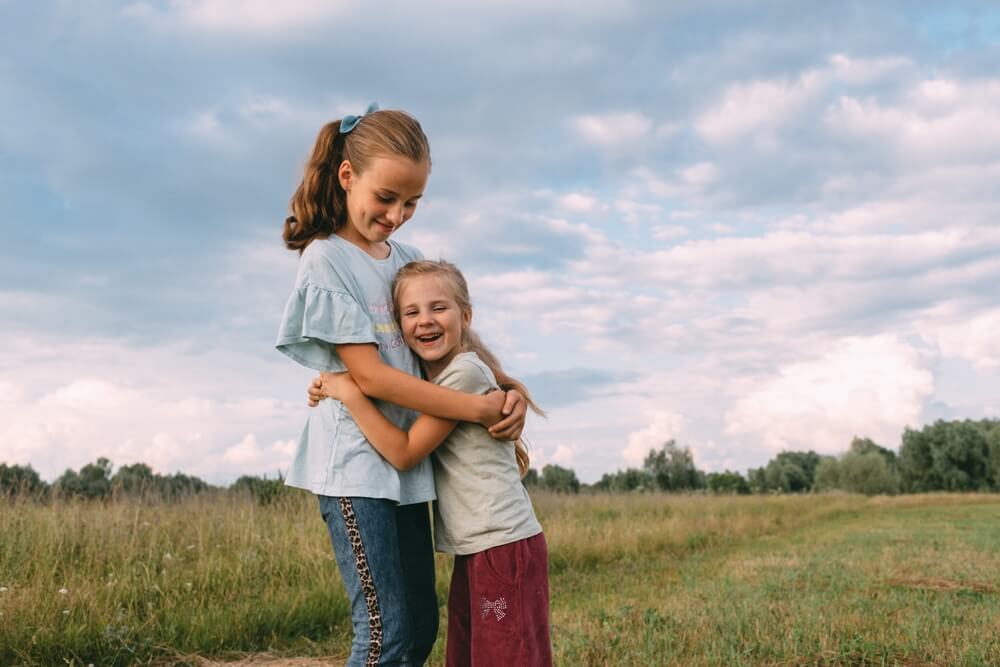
[337,160,353,192]
[462,309,472,329]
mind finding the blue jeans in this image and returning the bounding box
[319,496,439,666]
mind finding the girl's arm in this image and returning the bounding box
[325,372,456,470]
[311,343,527,437]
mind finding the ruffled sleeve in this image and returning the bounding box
[275,284,377,371]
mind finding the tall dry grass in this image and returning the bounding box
[2,490,999,665]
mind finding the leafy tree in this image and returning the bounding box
[522,468,540,487]
[750,451,824,493]
[643,440,705,491]
[747,466,768,493]
[899,420,992,492]
[540,464,580,494]
[112,463,155,496]
[56,457,113,499]
[848,437,897,465]
[593,467,652,492]
[706,470,750,494]
[230,473,287,505]
[0,463,47,497]
[51,459,212,501]
[160,472,211,499]
[813,457,841,492]
[839,452,899,495]
[986,421,1000,489]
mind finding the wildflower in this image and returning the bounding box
[58,588,69,595]
[62,609,70,615]
[184,582,193,591]
[163,553,173,561]
[0,587,8,593]
[186,544,196,551]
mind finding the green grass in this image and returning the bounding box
[2,492,999,665]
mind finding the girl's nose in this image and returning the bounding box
[386,203,405,226]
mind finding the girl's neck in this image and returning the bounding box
[335,226,390,260]
[424,347,464,380]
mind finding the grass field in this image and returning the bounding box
[2,491,999,666]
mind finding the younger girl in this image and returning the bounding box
[276,105,527,667]
[319,260,552,667]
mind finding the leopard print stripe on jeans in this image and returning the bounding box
[338,497,384,667]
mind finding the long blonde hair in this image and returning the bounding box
[392,260,544,477]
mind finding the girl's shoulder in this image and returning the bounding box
[433,352,497,395]
[296,238,346,287]
[388,239,424,264]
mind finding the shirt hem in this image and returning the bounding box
[285,479,435,505]
[435,525,543,555]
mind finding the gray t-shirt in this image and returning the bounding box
[275,235,435,504]
[431,352,543,554]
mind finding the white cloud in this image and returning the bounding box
[916,305,1000,373]
[615,199,664,225]
[652,224,687,241]
[696,71,823,143]
[828,53,910,85]
[223,433,295,471]
[127,0,353,33]
[724,335,935,454]
[558,192,601,213]
[549,444,576,466]
[0,337,305,483]
[825,79,1000,162]
[44,379,141,413]
[623,410,687,465]
[572,112,654,148]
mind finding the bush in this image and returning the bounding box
[541,464,580,494]
[706,470,750,495]
[230,474,288,505]
[838,452,898,496]
[0,463,48,498]
[899,420,992,492]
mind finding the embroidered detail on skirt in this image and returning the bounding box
[480,596,508,621]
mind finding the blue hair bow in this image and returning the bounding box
[340,102,379,134]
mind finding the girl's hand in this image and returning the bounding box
[319,371,363,403]
[488,389,527,441]
[307,376,325,406]
[307,372,362,406]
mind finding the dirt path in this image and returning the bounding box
[172,655,342,666]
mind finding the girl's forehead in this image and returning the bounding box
[364,156,429,192]
[399,274,455,300]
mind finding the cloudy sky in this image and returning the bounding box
[2,1,999,484]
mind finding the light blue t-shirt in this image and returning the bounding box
[275,235,435,504]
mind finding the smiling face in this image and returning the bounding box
[337,155,430,256]
[396,274,471,378]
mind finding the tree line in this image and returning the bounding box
[0,457,286,504]
[530,418,1000,496]
[3,418,999,500]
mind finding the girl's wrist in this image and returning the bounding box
[478,391,503,426]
